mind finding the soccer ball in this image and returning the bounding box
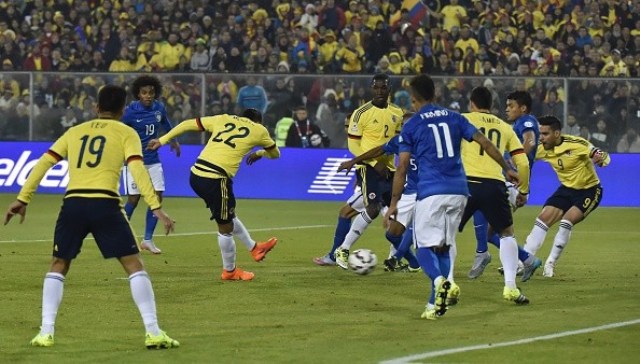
[348,249,377,275]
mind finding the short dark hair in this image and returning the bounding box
[242,108,262,123]
[131,75,162,100]
[538,115,562,131]
[506,90,532,113]
[409,74,435,102]
[470,86,492,110]
[97,85,127,114]
[371,73,390,85]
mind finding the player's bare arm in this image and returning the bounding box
[147,139,162,150]
[472,131,520,185]
[521,130,537,156]
[151,208,175,235]
[4,200,27,225]
[338,145,385,174]
[383,151,409,228]
[169,140,181,157]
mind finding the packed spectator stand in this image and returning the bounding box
[0,0,639,152]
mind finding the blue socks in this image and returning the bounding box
[473,211,489,253]
[386,230,419,269]
[329,216,351,260]
[144,207,158,241]
[124,201,135,220]
[418,247,451,305]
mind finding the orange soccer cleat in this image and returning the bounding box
[221,267,255,281]
[251,237,278,262]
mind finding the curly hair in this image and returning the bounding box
[131,75,162,100]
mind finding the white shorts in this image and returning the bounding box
[413,194,467,249]
[394,193,416,228]
[123,163,165,195]
[346,185,365,212]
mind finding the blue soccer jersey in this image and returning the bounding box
[383,135,418,195]
[122,100,174,165]
[512,114,539,167]
[399,105,477,200]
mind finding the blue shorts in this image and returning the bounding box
[53,198,139,260]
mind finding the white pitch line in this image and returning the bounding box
[380,318,640,364]
[0,224,332,244]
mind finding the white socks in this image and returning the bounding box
[524,218,549,255]
[232,217,256,251]
[547,219,573,264]
[499,236,519,289]
[447,244,457,282]
[129,271,160,336]
[218,232,236,271]
[40,272,65,335]
[340,211,373,250]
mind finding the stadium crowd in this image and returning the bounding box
[0,0,639,151]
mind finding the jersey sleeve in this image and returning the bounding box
[159,103,174,132]
[48,131,70,160]
[123,128,144,161]
[459,114,478,141]
[347,112,363,138]
[398,121,415,154]
[259,126,277,149]
[121,107,133,126]
[158,117,207,145]
[383,135,400,155]
[505,128,525,154]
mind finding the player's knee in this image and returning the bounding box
[339,204,356,218]
[365,204,381,219]
[387,220,405,236]
[50,257,70,275]
[217,221,234,234]
[127,195,141,207]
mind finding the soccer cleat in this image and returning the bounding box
[498,261,525,276]
[313,254,336,266]
[401,265,422,273]
[140,240,162,254]
[30,333,54,347]
[383,257,402,271]
[334,248,349,270]
[503,286,530,305]
[521,257,542,282]
[447,282,461,306]
[434,279,452,316]
[251,237,277,262]
[420,308,437,320]
[221,267,255,281]
[543,261,555,277]
[145,331,180,349]
[468,251,491,279]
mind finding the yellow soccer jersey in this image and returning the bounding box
[461,112,528,184]
[536,135,607,189]
[17,119,159,208]
[159,114,277,178]
[347,102,403,170]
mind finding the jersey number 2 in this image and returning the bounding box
[77,135,106,168]
[212,123,250,148]
[428,123,454,158]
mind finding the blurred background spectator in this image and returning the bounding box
[0,0,637,150]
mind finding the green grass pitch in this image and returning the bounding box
[0,194,639,363]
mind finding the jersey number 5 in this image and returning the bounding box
[77,135,106,168]
[211,123,250,148]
